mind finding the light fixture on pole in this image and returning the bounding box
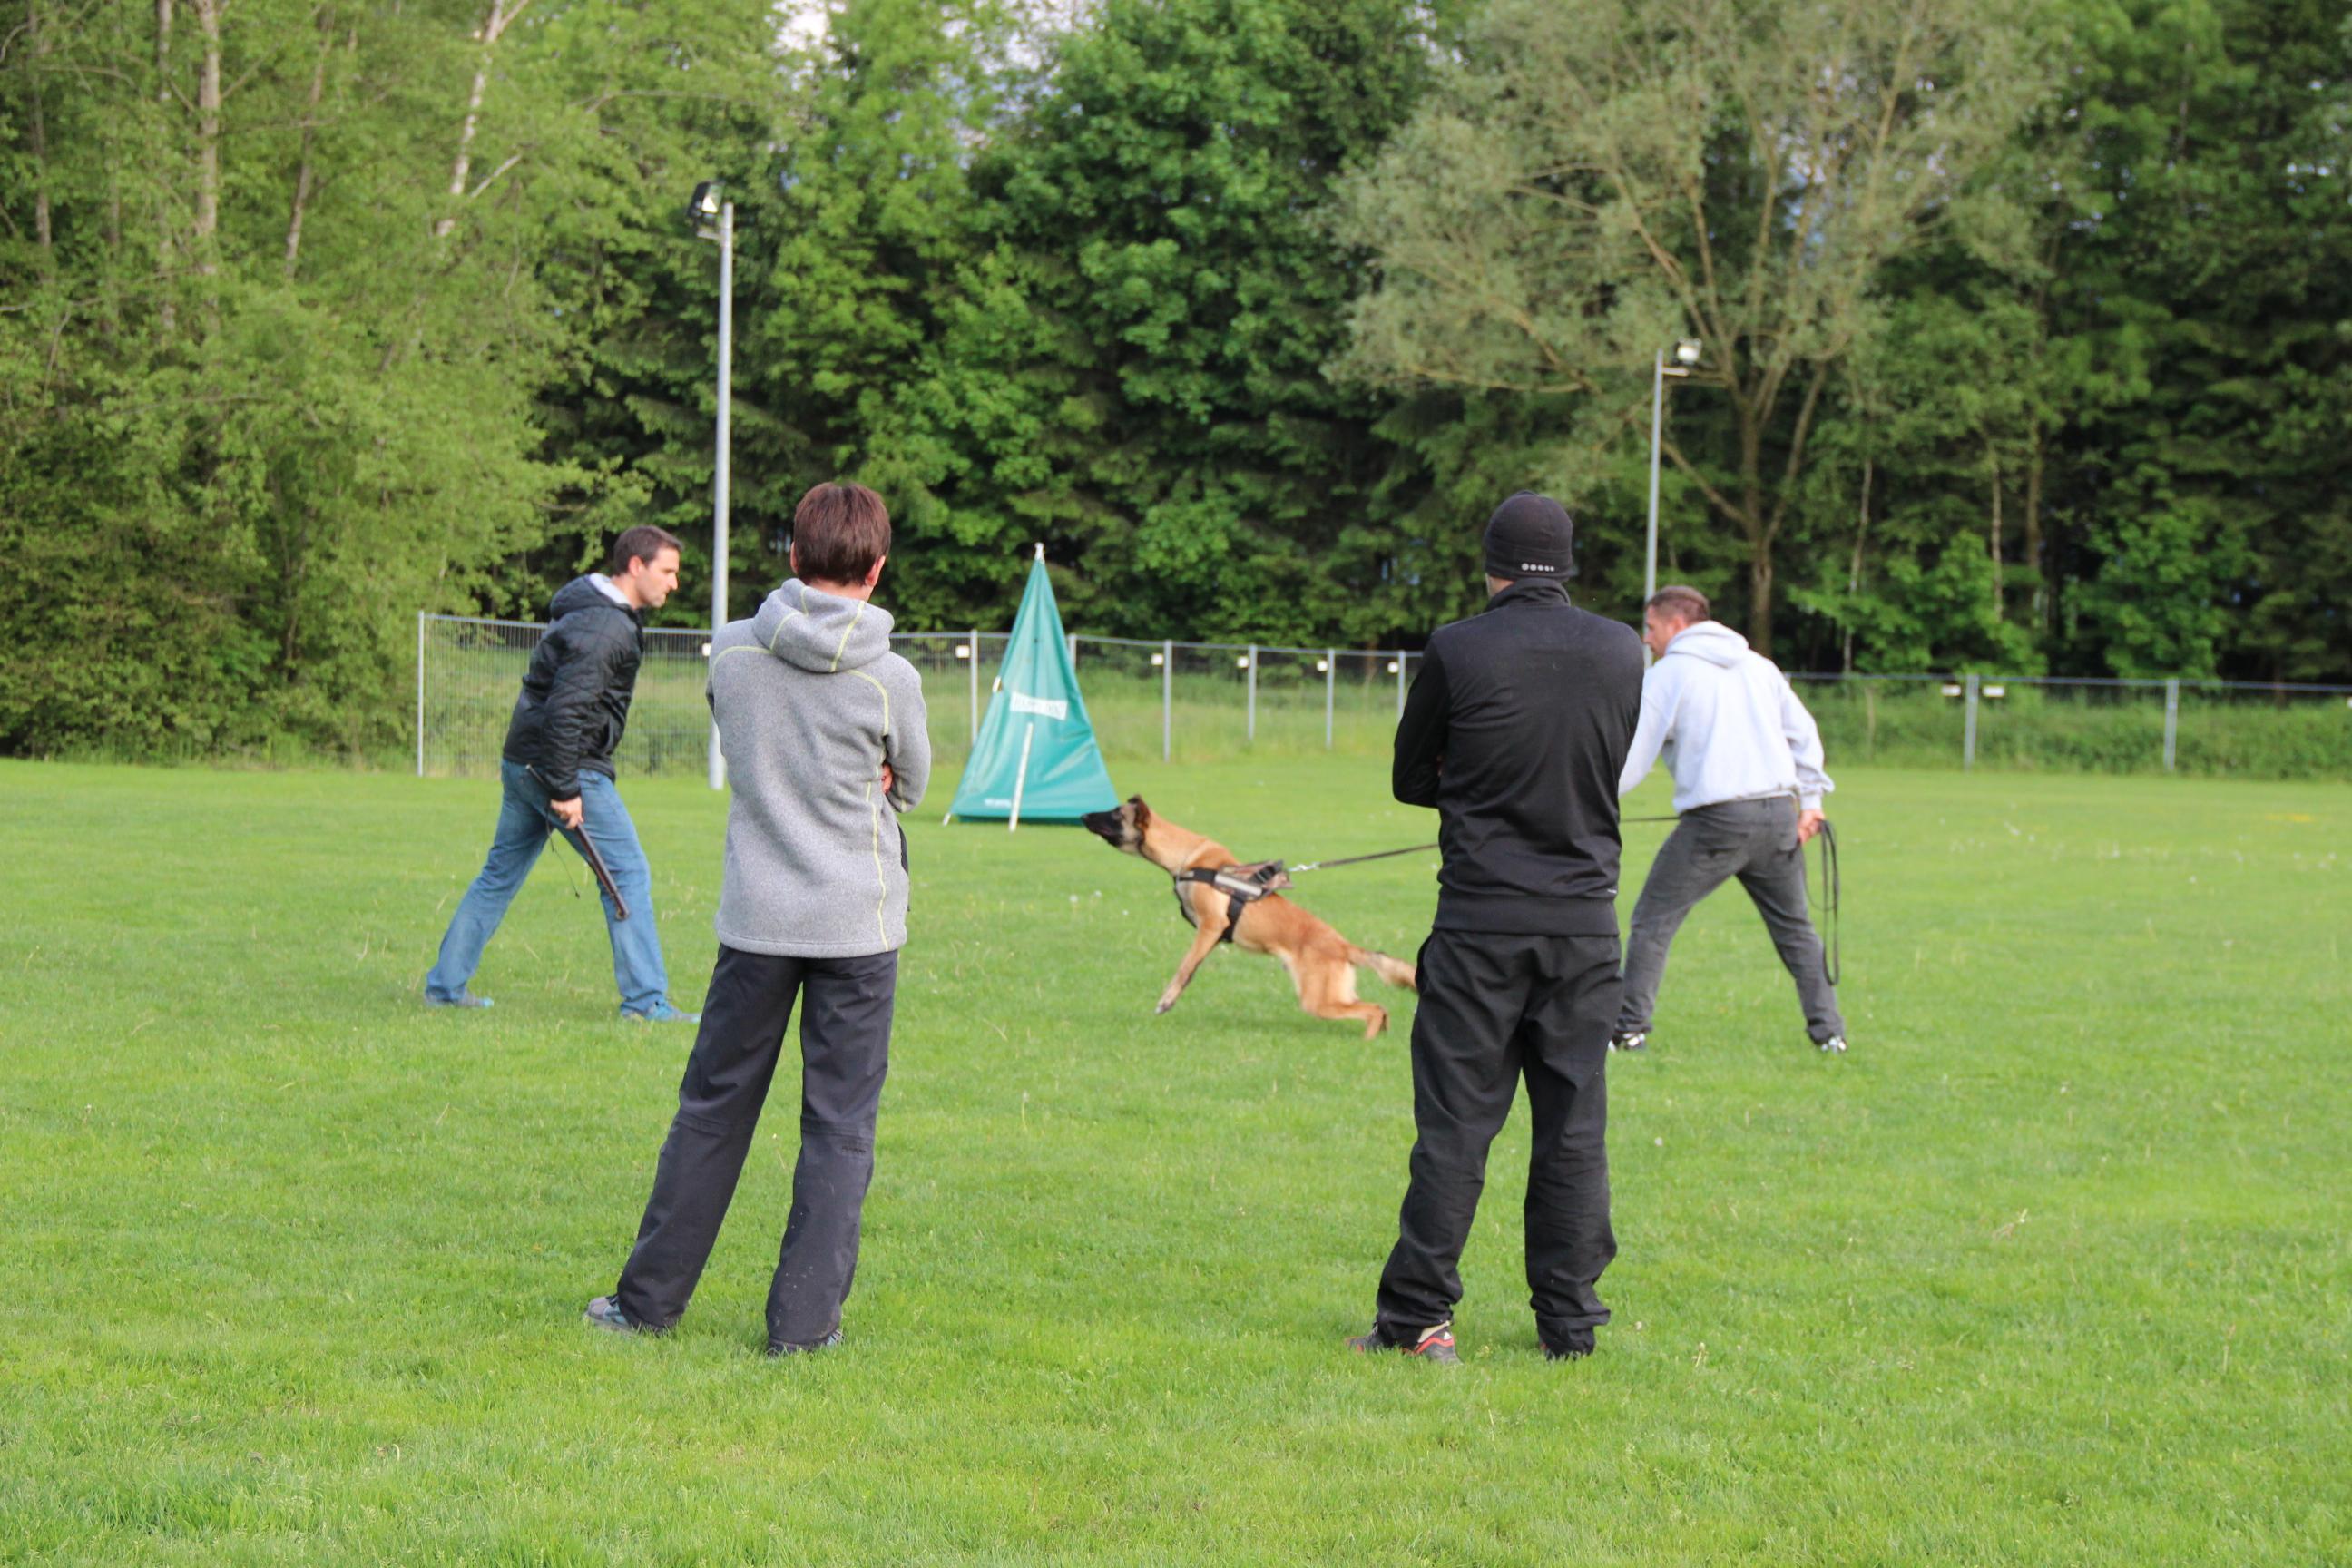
[689,181,733,789]
[1644,338,1703,635]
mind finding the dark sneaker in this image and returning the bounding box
[1348,1320,1460,1365]
[1818,1034,1847,1054]
[1542,1328,1595,1361]
[768,1328,844,1357]
[583,1295,647,1335]
[1609,1030,1647,1053]
[425,988,494,1009]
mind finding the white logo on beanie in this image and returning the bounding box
[1520,562,1558,573]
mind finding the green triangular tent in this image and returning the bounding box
[946,549,1120,825]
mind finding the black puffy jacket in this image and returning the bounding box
[501,576,645,799]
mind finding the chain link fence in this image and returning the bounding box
[416,613,2350,781]
[1795,672,2352,779]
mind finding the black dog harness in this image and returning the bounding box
[1171,862,1289,945]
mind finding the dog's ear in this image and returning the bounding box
[1130,797,1152,827]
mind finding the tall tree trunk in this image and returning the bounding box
[191,0,220,276]
[26,0,53,264]
[1988,445,2004,622]
[2024,423,2044,635]
[1845,453,1872,674]
[154,0,176,333]
[283,20,334,279]
[1737,397,1773,656]
[437,1,529,240]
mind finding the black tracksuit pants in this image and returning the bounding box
[613,944,897,1348]
[1377,928,1620,1347]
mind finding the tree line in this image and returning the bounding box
[2,0,2346,759]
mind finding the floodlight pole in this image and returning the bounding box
[706,199,734,792]
[1645,350,1666,613]
[1645,341,1700,665]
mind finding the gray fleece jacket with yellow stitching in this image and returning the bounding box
[708,580,931,957]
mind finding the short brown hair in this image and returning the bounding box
[1646,584,1711,624]
[791,482,891,583]
[608,524,682,575]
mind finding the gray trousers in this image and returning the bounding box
[1618,796,1844,1044]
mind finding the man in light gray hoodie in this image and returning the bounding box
[1613,584,1846,1054]
[586,481,931,1355]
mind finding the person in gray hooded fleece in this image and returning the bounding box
[587,481,930,1355]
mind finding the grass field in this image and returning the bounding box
[3,756,2347,1564]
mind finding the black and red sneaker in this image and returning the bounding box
[1348,1320,1460,1365]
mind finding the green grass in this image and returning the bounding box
[2,757,2347,1564]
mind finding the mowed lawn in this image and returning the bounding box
[2,755,2347,1565]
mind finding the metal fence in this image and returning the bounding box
[1791,672,2352,779]
[416,613,2352,781]
[416,613,1422,779]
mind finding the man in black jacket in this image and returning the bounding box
[424,525,699,1023]
[1351,493,1645,1365]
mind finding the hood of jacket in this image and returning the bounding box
[1663,619,1753,670]
[751,579,896,674]
[546,573,640,624]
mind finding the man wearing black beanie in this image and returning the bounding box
[1350,492,1645,1365]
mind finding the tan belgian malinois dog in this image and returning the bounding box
[1081,797,1418,1039]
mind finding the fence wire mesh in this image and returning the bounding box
[418,614,2350,781]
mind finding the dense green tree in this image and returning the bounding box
[1327,0,2051,654]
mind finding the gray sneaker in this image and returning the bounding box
[768,1328,844,1357]
[1609,1030,1647,1053]
[583,1295,648,1335]
[424,988,494,1009]
[1818,1035,1847,1054]
[621,1001,701,1024]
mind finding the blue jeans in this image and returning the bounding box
[426,760,671,1014]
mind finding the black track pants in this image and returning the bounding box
[1376,929,1620,1345]
[613,944,898,1348]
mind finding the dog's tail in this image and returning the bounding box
[1350,947,1418,992]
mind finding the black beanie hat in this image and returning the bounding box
[1483,491,1576,582]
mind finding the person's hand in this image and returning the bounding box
[1797,808,1825,844]
[551,795,585,831]
[879,762,896,798]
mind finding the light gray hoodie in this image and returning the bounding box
[708,580,931,957]
[1617,619,1832,813]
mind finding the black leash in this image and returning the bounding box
[1815,818,1839,986]
[1287,807,1840,986]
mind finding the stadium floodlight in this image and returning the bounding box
[1646,338,1704,625]
[688,181,733,789]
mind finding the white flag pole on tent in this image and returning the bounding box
[1008,720,1037,833]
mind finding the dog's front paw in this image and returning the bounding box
[1153,995,1178,1015]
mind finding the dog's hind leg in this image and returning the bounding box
[1156,916,1227,1014]
[1297,958,1391,1041]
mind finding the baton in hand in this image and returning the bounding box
[526,766,630,921]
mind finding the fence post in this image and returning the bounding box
[1067,632,1077,669]
[1246,644,1258,742]
[1396,652,1406,719]
[2163,678,2180,773]
[1963,672,1980,770]
[968,628,980,745]
[416,611,426,779]
[1162,640,1173,761]
[1325,650,1336,749]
